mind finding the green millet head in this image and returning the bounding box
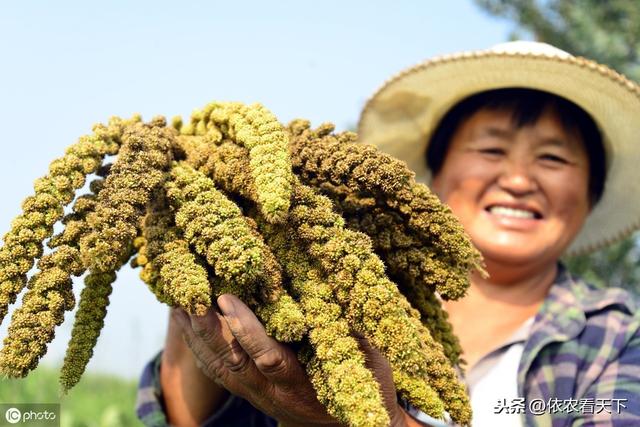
[59,271,116,392]
[403,184,484,276]
[134,189,179,305]
[166,163,264,293]
[397,282,464,367]
[304,343,392,427]
[79,120,174,273]
[257,293,307,342]
[320,358,391,427]
[0,104,477,425]
[137,188,213,314]
[284,181,470,420]
[243,217,306,342]
[259,222,388,427]
[289,122,413,198]
[0,171,109,379]
[288,121,483,287]
[416,327,471,425]
[0,245,83,378]
[203,140,258,201]
[302,165,475,301]
[171,116,183,132]
[191,102,293,223]
[156,237,212,316]
[49,183,103,251]
[393,369,446,420]
[0,117,133,325]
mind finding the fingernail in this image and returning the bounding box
[217,295,235,318]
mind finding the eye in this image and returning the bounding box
[478,147,505,156]
[540,153,569,164]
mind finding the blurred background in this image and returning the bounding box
[1,1,638,425]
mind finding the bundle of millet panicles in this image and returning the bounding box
[0,101,482,427]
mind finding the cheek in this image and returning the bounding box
[432,160,495,203]
[544,172,590,220]
[432,173,489,226]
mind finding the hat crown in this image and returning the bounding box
[489,40,572,58]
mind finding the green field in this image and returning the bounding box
[0,365,142,427]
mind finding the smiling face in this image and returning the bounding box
[431,106,591,269]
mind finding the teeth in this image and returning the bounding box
[489,206,536,219]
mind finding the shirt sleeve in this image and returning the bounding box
[135,350,278,427]
[570,324,640,427]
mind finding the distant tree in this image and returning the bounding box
[475,0,640,78]
[474,0,640,292]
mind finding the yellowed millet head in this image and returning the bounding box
[0,104,477,426]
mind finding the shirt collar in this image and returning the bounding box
[518,262,638,396]
[547,263,637,317]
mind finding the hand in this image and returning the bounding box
[172,294,413,427]
[160,308,229,426]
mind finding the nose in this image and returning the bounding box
[497,157,538,196]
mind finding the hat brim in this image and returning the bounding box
[358,51,640,256]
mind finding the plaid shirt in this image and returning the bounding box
[135,265,640,426]
[516,265,640,426]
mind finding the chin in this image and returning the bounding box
[474,240,560,268]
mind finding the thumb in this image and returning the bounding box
[355,336,400,414]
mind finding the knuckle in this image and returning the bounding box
[254,347,288,376]
[191,320,217,343]
[200,354,226,381]
[224,351,252,374]
[221,339,252,374]
[196,328,217,344]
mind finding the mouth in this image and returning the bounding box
[485,204,543,220]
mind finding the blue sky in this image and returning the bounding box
[0,1,515,378]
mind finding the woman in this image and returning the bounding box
[136,42,640,426]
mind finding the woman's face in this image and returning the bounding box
[431,107,591,268]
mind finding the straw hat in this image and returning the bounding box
[357,41,640,256]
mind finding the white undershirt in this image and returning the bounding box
[409,317,533,427]
[468,341,525,426]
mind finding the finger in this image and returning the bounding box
[172,308,226,380]
[217,294,301,385]
[185,307,230,351]
[175,308,286,415]
[356,335,390,373]
[355,336,399,411]
[173,308,257,390]
[187,306,279,405]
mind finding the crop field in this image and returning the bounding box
[0,366,140,427]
